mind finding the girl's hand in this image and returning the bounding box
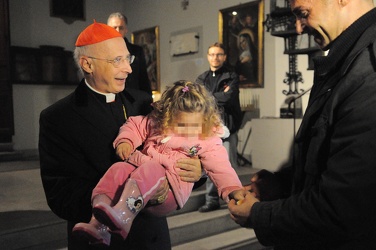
[229,189,249,203]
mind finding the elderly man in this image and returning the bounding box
[39,21,201,249]
[228,0,376,249]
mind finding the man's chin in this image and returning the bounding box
[311,37,324,50]
[114,86,125,93]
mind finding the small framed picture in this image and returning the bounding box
[132,26,160,92]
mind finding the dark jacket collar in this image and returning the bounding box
[210,66,226,75]
[198,65,233,82]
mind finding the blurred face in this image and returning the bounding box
[207,46,227,71]
[245,15,252,25]
[239,36,248,50]
[107,17,128,37]
[172,112,204,138]
[85,37,132,94]
[290,0,340,49]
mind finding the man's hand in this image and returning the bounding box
[243,181,260,200]
[149,177,169,205]
[176,156,202,182]
[223,85,230,92]
[245,169,282,201]
[228,192,259,228]
[116,142,132,161]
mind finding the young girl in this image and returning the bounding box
[72,80,247,246]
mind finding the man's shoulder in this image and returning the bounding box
[221,67,239,82]
[125,41,143,54]
[123,88,152,102]
[122,89,153,116]
[41,92,74,116]
[196,70,210,81]
[222,65,237,75]
[40,81,85,118]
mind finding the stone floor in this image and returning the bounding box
[0,160,67,249]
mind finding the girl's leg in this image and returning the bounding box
[72,162,135,244]
[143,189,177,216]
[93,162,136,203]
[93,160,177,239]
[72,216,111,246]
[131,160,178,215]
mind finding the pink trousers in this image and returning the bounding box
[93,160,178,216]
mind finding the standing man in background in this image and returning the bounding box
[107,12,152,96]
[196,42,243,212]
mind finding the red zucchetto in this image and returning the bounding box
[75,20,122,47]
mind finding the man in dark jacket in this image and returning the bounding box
[228,0,376,249]
[196,42,243,212]
[107,12,152,96]
[39,21,201,250]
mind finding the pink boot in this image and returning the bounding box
[93,178,143,239]
[72,216,111,246]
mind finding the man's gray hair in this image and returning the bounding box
[74,46,89,76]
[107,12,128,25]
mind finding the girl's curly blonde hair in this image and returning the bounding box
[150,80,222,138]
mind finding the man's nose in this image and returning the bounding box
[121,60,132,74]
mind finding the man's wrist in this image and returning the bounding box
[246,204,255,228]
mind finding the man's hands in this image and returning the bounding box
[223,85,230,92]
[149,177,169,205]
[176,156,202,182]
[229,189,249,202]
[246,169,283,201]
[116,142,132,161]
[228,192,259,228]
[228,169,283,227]
[149,156,202,205]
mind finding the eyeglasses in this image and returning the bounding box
[208,53,225,57]
[87,55,135,67]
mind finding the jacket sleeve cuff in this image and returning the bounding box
[251,201,278,246]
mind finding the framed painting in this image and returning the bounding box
[132,26,160,93]
[219,0,264,88]
[10,46,79,85]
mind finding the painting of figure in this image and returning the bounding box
[220,1,264,88]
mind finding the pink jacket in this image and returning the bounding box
[113,115,242,209]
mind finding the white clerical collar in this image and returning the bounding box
[85,79,116,103]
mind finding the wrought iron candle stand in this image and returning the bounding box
[265,0,320,118]
[283,37,304,96]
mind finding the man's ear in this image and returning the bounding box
[80,57,92,73]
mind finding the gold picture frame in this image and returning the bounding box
[219,0,264,88]
[132,26,160,92]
